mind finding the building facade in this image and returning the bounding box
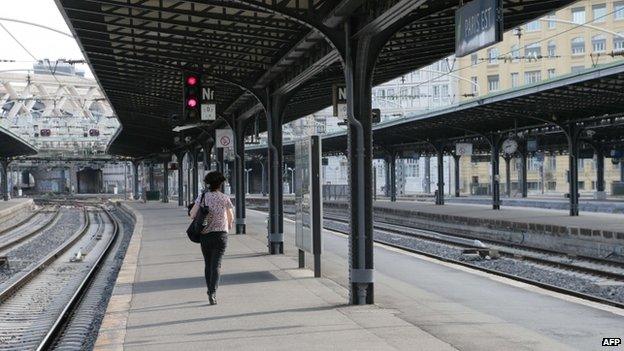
[455,0,624,196]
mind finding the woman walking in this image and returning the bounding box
[190,171,233,305]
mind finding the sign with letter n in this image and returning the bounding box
[455,0,503,57]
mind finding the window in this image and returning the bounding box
[593,4,606,22]
[547,181,557,190]
[488,47,499,64]
[547,40,557,57]
[411,86,419,99]
[547,69,556,79]
[524,43,541,58]
[524,70,542,84]
[470,53,478,65]
[470,77,478,95]
[525,20,541,32]
[487,75,500,92]
[571,37,585,55]
[387,88,394,97]
[616,2,624,20]
[571,65,586,74]
[433,85,440,99]
[571,7,586,24]
[546,156,557,171]
[592,35,606,52]
[511,45,520,61]
[614,34,624,52]
[510,72,519,87]
[546,13,557,28]
[578,181,585,190]
[441,85,449,97]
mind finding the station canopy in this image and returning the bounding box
[246,61,624,158]
[0,126,37,158]
[55,0,578,158]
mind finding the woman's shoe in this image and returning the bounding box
[208,293,217,305]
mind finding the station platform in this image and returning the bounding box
[0,198,34,220]
[96,201,623,351]
[95,202,450,351]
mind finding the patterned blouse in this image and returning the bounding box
[194,191,234,233]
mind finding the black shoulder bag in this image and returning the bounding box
[186,191,209,243]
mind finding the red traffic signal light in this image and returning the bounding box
[183,72,201,121]
[186,97,198,108]
[186,75,198,86]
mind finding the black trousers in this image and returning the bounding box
[199,232,227,294]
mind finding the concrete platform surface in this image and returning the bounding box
[0,198,33,220]
[95,202,453,351]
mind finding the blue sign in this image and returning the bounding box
[455,0,503,57]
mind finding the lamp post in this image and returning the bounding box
[287,167,294,194]
[245,168,252,194]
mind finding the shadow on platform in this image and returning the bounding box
[133,271,279,294]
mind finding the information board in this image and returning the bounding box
[455,0,503,57]
[295,136,322,277]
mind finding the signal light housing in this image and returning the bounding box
[183,72,201,121]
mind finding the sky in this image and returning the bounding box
[0,0,92,77]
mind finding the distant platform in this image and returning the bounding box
[0,198,34,220]
[96,202,623,350]
[247,196,624,261]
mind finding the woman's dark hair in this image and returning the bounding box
[204,171,226,191]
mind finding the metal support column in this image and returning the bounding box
[342,20,384,305]
[162,157,169,203]
[148,163,155,191]
[424,156,431,193]
[216,147,224,174]
[453,155,461,197]
[266,92,289,255]
[436,150,444,205]
[132,160,140,200]
[384,157,391,197]
[259,158,267,196]
[520,151,528,198]
[176,152,184,206]
[192,148,199,200]
[595,148,606,200]
[567,124,582,216]
[491,137,501,210]
[504,156,512,198]
[389,153,397,202]
[234,117,251,234]
[202,138,214,171]
[0,158,9,201]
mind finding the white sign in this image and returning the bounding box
[201,87,216,121]
[216,128,233,149]
[456,143,473,156]
[337,104,347,118]
[201,103,216,121]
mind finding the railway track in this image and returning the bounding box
[0,206,120,350]
[0,207,61,254]
[322,213,624,282]
[0,207,42,235]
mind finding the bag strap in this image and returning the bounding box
[199,190,207,207]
